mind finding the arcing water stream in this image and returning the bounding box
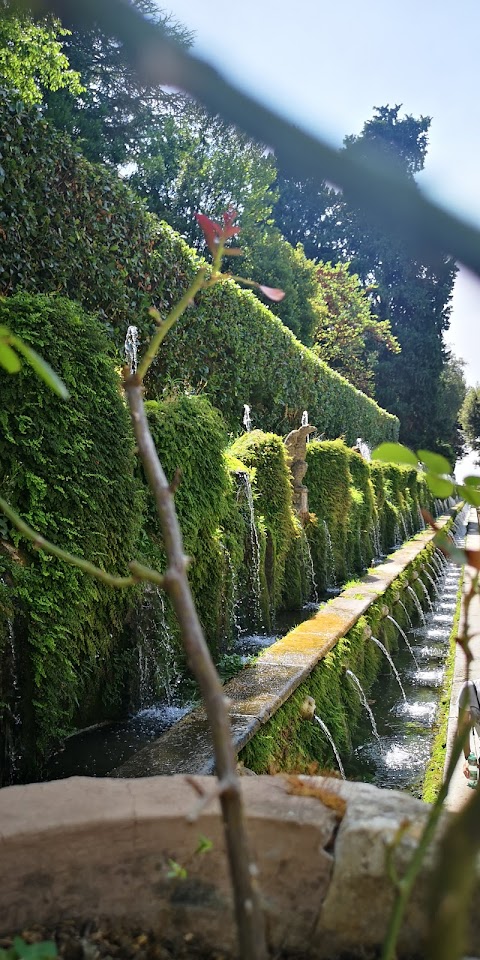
[345,516,466,793]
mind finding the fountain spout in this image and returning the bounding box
[299,696,316,721]
[242,403,252,432]
[124,325,139,374]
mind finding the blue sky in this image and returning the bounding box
[164,0,480,385]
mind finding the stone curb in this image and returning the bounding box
[2,773,478,958]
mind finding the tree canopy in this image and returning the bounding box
[461,384,480,454]
[311,262,400,397]
[129,107,277,248]
[0,1,83,104]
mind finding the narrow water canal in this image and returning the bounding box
[339,510,467,793]
[345,560,461,793]
[44,604,321,779]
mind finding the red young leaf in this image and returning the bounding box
[259,285,285,302]
[195,213,222,254]
[222,207,241,238]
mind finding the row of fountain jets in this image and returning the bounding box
[308,506,467,780]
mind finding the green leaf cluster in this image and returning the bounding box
[0,7,82,106]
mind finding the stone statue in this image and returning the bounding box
[284,423,316,517]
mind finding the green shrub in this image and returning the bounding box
[0,293,141,779]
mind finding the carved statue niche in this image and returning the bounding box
[284,424,316,518]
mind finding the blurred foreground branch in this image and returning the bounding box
[12,0,480,277]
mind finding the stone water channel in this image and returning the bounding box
[45,508,466,785]
[344,555,462,792]
[45,588,325,780]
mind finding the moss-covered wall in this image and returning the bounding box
[229,431,298,623]
[304,440,435,590]
[305,440,352,584]
[141,394,238,658]
[345,449,377,576]
[0,293,142,781]
[239,539,446,775]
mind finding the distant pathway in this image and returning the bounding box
[444,508,480,810]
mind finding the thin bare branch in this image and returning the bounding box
[123,372,267,960]
[0,495,137,589]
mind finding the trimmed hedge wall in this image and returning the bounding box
[0,87,398,445]
[0,293,142,781]
[229,431,298,620]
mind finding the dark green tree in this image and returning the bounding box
[461,385,480,454]
[432,353,466,465]
[43,0,192,166]
[274,106,457,448]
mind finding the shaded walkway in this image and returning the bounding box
[445,508,480,810]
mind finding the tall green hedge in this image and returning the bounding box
[141,395,238,656]
[0,293,142,780]
[229,431,297,616]
[306,440,352,583]
[0,87,398,445]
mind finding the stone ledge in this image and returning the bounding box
[1,774,478,958]
[114,518,450,778]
